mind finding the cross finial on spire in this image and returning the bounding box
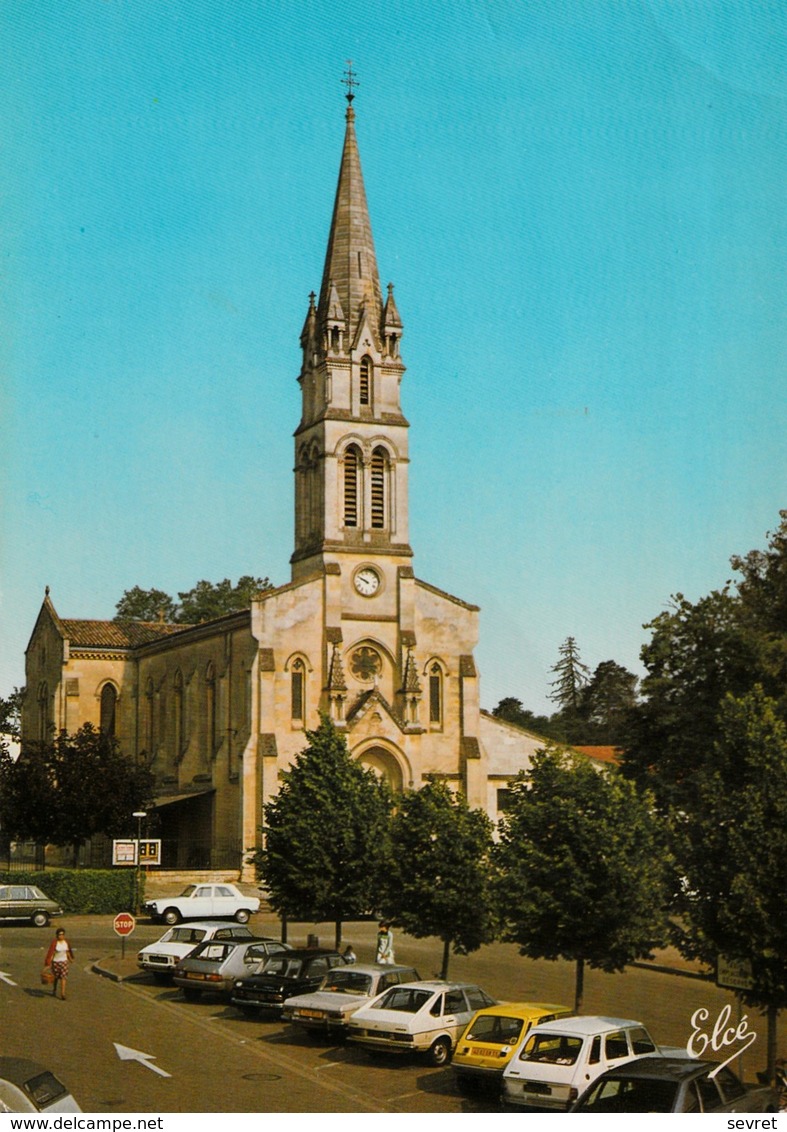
[342,61,359,104]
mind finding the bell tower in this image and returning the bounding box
[291,72,412,583]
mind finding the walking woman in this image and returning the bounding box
[45,927,74,1000]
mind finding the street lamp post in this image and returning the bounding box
[132,810,147,916]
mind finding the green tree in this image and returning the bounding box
[254,718,392,948]
[0,688,24,741]
[0,725,154,862]
[382,780,495,979]
[579,660,638,744]
[114,576,272,624]
[114,586,178,622]
[492,697,552,735]
[672,687,787,1080]
[548,637,590,715]
[494,747,670,1011]
[620,589,761,812]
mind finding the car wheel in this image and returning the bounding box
[163,908,181,925]
[234,909,250,924]
[182,988,201,1002]
[31,911,49,928]
[427,1037,452,1067]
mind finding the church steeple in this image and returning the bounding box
[292,78,411,580]
[316,99,384,354]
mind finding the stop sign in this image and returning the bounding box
[113,912,136,937]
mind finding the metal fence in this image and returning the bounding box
[1,837,243,873]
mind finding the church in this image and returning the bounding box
[22,88,545,874]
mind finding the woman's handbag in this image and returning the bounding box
[41,969,55,985]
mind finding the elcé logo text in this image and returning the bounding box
[687,1004,757,1076]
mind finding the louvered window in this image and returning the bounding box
[344,446,359,527]
[291,660,305,721]
[100,683,117,738]
[429,664,442,725]
[371,448,386,529]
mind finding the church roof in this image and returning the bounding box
[317,103,384,348]
[60,619,184,648]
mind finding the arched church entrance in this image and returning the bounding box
[357,745,405,794]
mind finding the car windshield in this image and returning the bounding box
[579,1077,680,1112]
[321,971,374,995]
[191,942,233,961]
[465,1014,524,1044]
[519,1033,583,1065]
[179,885,197,897]
[375,987,433,1013]
[262,956,304,978]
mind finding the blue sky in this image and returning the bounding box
[2,0,785,713]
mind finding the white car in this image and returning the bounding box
[282,963,421,1034]
[0,1058,81,1113]
[137,920,259,981]
[502,1015,667,1111]
[142,883,260,925]
[347,980,496,1066]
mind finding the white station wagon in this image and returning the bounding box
[137,920,259,981]
[347,980,496,1066]
[502,1015,665,1111]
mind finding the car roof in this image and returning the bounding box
[530,1015,645,1036]
[165,920,257,929]
[470,1002,572,1021]
[327,963,415,976]
[266,948,341,959]
[392,980,479,993]
[597,1057,716,1082]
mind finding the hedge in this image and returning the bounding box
[0,869,144,914]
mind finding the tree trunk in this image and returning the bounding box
[335,920,342,950]
[440,938,451,981]
[767,1003,778,1082]
[281,914,288,944]
[575,957,585,1013]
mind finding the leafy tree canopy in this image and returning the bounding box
[382,780,495,978]
[0,725,154,858]
[253,717,392,947]
[114,576,272,624]
[0,689,24,741]
[494,746,670,1010]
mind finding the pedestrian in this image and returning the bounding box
[375,922,394,965]
[45,927,75,1000]
[342,944,357,964]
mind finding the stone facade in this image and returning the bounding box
[22,97,544,874]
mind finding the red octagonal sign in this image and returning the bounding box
[113,912,136,937]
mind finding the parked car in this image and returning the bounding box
[501,1015,680,1110]
[0,885,63,928]
[347,980,496,1066]
[282,963,421,1035]
[231,948,346,1016]
[173,937,291,1000]
[0,1058,81,1113]
[452,1001,573,1090]
[143,883,260,925]
[137,921,260,982]
[572,1057,780,1113]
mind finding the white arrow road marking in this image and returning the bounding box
[113,1042,172,1078]
[0,971,17,986]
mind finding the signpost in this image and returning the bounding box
[114,911,136,959]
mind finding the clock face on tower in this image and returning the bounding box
[354,566,381,596]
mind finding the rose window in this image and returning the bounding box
[350,647,382,683]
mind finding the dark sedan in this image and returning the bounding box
[572,1057,779,1113]
[231,948,346,1016]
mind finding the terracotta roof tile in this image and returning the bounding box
[573,745,622,765]
[60,619,183,649]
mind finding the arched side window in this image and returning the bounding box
[371,447,387,529]
[429,662,444,727]
[360,355,372,405]
[100,683,117,738]
[173,670,184,762]
[291,658,306,723]
[206,663,217,760]
[344,444,360,528]
[37,681,49,742]
[145,679,155,756]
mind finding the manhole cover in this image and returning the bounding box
[241,1072,282,1082]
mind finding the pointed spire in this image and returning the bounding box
[317,84,383,351]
